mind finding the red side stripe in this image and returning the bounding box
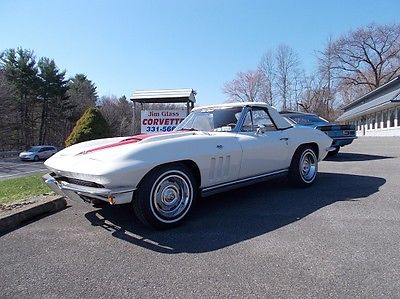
[79,133,161,155]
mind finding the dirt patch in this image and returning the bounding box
[0,194,59,216]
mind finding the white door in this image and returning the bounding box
[237,108,289,178]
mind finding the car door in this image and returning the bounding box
[42,147,51,159]
[37,147,47,159]
[237,107,290,179]
[44,147,56,158]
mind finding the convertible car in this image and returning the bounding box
[43,102,333,228]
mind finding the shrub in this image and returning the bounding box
[65,108,111,146]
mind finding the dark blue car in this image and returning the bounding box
[280,111,357,156]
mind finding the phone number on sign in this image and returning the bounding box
[145,126,176,132]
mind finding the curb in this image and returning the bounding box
[0,197,67,234]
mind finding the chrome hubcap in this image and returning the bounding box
[151,171,193,222]
[300,149,317,182]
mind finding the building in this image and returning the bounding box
[337,76,400,136]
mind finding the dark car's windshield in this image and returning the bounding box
[175,107,243,132]
[286,114,328,126]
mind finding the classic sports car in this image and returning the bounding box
[280,111,357,156]
[43,102,333,228]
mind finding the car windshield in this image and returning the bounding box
[175,107,243,132]
[27,146,41,152]
[287,114,328,126]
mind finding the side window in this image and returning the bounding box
[241,108,276,132]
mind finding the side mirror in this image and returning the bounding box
[255,124,266,135]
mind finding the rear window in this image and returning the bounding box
[287,114,328,126]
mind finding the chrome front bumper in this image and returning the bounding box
[42,173,136,205]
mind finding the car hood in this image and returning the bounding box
[53,131,198,157]
[44,131,202,176]
[19,151,36,155]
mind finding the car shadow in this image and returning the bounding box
[325,152,394,162]
[85,172,385,254]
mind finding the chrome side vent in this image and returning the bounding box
[209,155,231,182]
[209,157,216,180]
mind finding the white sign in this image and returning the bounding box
[141,110,186,133]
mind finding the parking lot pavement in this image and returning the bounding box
[0,157,47,181]
[0,137,399,298]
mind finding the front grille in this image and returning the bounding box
[56,176,104,188]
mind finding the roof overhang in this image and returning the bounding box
[337,100,399,121]
[130,89,196,104]
[337,84,400,122]
[342,76,400,110]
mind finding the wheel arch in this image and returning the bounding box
[136,159,201,191]
[296,142,319,159]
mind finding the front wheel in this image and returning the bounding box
[33,155,39,162]
[289,146,318,188]
[133,163,197,229]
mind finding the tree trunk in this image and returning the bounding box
[39,100,48,144]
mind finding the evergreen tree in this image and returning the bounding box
[0,70,19,150]
[66,73,98,124]
[37,58,68,144]
[0,48,40,147]
[65,107,110,146]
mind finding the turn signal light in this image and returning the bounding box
[108,195,115,205]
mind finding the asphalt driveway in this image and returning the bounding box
[0,137,399,298]
[0,157,47,181]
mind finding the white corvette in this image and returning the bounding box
[44,102,333,228]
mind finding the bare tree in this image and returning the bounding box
[258,50,275,106]
[331,23,400,95]
[299,74,335,120]
[223,69,267,102]
[275,44,301,110]
[99,95,134,136]
[316,37,338,118]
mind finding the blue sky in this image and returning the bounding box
[1,0,399,105]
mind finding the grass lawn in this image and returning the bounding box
[0,174,53,205]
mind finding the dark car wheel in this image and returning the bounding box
[327,146,340,157]
[289,145,318,188]
[33,155,39,162]
[132,163,197,229]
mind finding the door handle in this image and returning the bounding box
[280,138,289,141]
[216,144,223,149]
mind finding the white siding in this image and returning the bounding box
[349,105,400,137]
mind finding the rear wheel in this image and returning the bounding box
[133,163,197,229]
[289,145,318,188]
